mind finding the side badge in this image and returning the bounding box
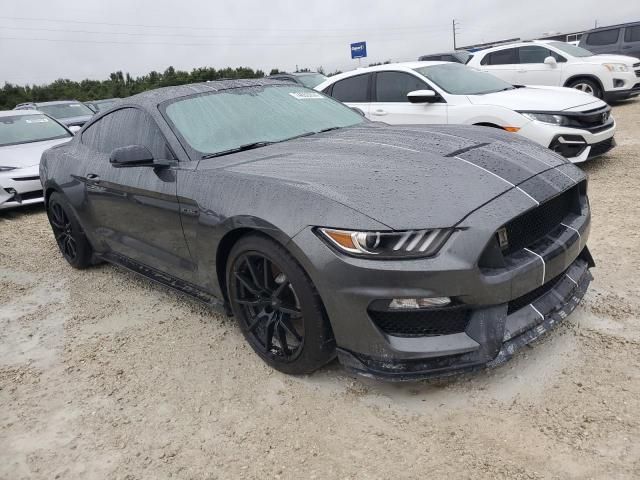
[497,227,509,249]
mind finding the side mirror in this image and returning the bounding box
[544,56,558,67]
[350,106,366,117]
[407,89,438,104]
[68,125,81,134]
[110,145,154,167]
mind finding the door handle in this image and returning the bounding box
[372,109,387,116]
[517,70,528,73]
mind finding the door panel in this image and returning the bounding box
[478,48,519,83]
[370,71,447,124]
[513,46,563,86]
[79,108,195,281]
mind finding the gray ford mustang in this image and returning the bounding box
[40,79,593,380]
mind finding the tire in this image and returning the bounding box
[47,192,93,269]
[226,233,335,374]
[567,78,602,98]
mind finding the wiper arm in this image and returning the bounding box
[201,141,273,159]
[318,126,342,133]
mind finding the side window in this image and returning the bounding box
[624,26,640,43]
[481,48,519,65]
[375,71,428,102]
[331,74,370,102]
[518,46,554,64]
[586,29,620,46]
[82,108,172,160]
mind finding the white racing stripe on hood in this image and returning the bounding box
[454,156,539,206]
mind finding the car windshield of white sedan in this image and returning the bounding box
[38,103,94,119]
[414,64,514,95]
[548,42,594,58]
[0,114,71,147]
[165,85,365,157]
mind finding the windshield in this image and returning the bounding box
[38,102,94,119]
[414,63,514,95]
[296,74,328,89]
[455,51,473,64]
[91,100,117,112]
[165,85,365,156]
[0,114,71,147]
[548,41,594,57]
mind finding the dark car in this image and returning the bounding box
[14,100,95,128]
[85,98,121,113]
[40,79,594,380]
[579,21,640,58]
[418,51,473,63]
[267,72,328,89]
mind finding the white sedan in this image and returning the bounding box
[0,110,73,210]
[315,61,616,163]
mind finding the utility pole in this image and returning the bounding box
[594,19,598,28]
[452,19,461,50]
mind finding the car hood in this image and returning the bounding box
[0,137,72,168]
[581,54,640,65]
[467,86,604,112]
[199,124,572,230]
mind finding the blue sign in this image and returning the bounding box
[350,41,367,59]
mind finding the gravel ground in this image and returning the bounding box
[1,100,639,480]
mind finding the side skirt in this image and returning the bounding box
[98,251,229,315]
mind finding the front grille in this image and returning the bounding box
[588,138,615,158]
[635,70,640,78]
[500,185,578,256]
[369,307,470,337]
[507,269,567,315]
[563,106,613,132]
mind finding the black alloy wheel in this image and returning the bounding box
[47,193,93,269]
[227,234,335,374]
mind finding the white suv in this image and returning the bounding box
[315,62,616,163]
[467,40,640,102]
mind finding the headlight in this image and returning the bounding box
[603,63,629,72]
[317,227,454,259]
[0,166,17,172]
[521,112,570,126]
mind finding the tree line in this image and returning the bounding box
[0,65,348,110]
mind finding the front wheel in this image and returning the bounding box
[567,78,602,98]
[226,234,335,374]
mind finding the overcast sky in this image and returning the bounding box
[1,0,638,85]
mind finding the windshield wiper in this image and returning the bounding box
[318,126,343,133]
[201,141,273,159]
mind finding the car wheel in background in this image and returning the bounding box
[567,78,602,98]
[47,192,93,269]
[226,233,335,374]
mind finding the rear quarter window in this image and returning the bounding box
[586,28,621,46]
[480,48,518,65]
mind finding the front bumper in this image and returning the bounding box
[290,171,592,381]
[518,120,616,163]
[603,83,640,102]
[338,253,592,381]
[0,168,44,210]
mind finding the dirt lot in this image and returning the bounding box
[1,101,639,480]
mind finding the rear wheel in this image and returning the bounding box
[47,192,93,269]
[226,234,335,374]
[567,78,602,98]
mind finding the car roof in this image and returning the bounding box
[124,78,295,108]
[0,109,45,117]
[33,100,84,106]
[320,61,449,83]
[585,21,640,32]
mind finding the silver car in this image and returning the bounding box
[0,110,73,210]
[14,100,95,128]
